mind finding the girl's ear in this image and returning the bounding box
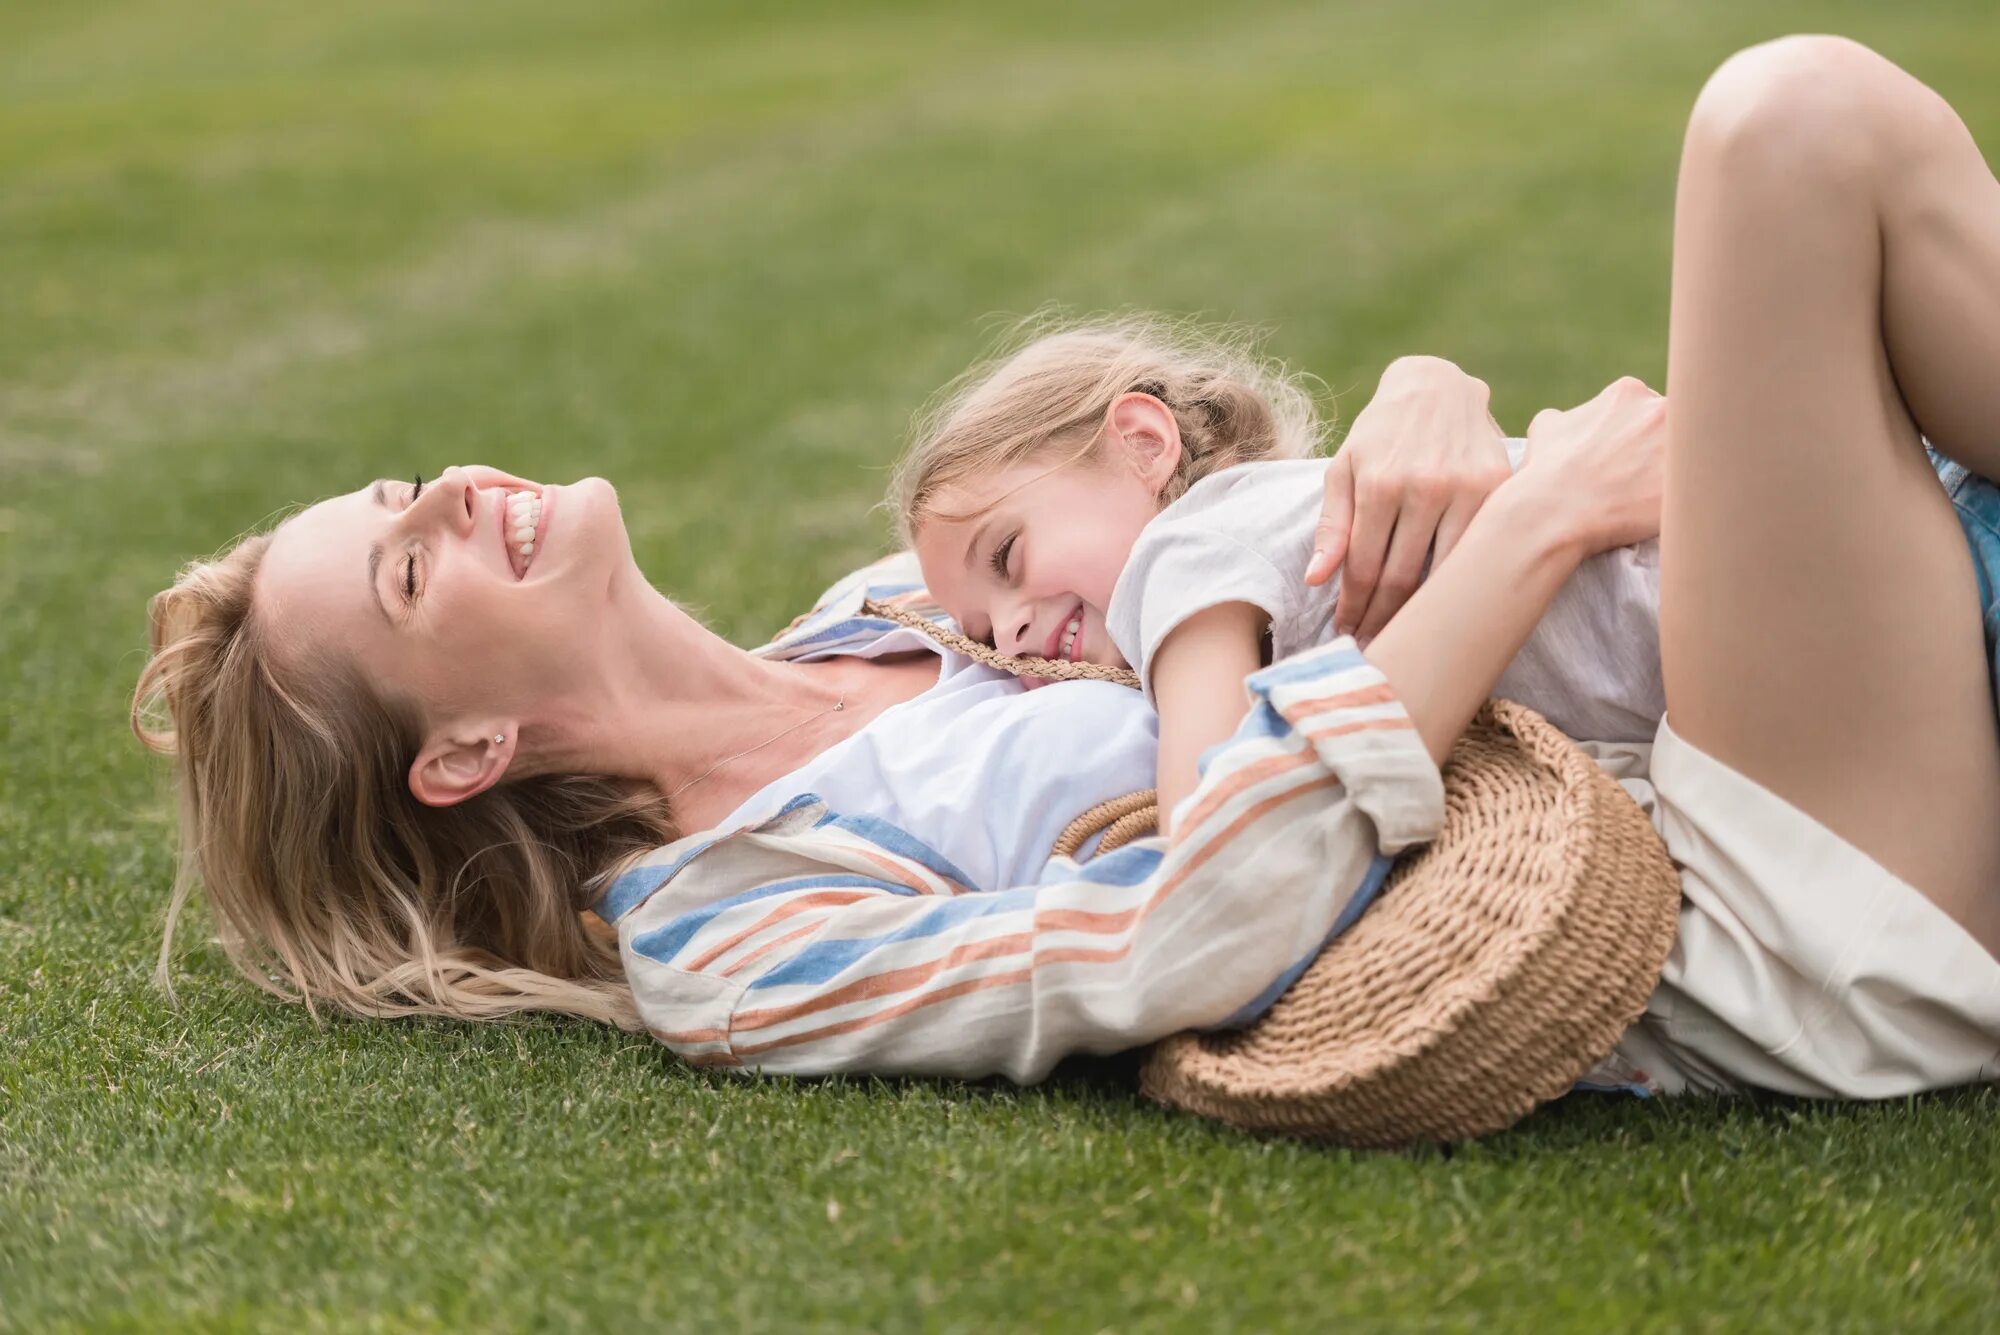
[1103,391,1184,494]
[409,723,516,807]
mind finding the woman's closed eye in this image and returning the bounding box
[402,473,425,602]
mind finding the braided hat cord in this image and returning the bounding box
[860,599,1142,688]
[859,598,1156,853]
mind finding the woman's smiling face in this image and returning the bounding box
[254,465,635,738]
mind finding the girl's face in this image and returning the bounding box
[255,464,641,798]
[912,451,1163,683]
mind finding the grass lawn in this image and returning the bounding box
[6,1,2000,1328]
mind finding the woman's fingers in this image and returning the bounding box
[1429,493,1479,574]
[1310,355,1512,614]
[1432,457,1511,573]
[1306,453,1355,586]
[1352,484,1447,643]
[1517,377,1669,554]
[1332,468,1398,636]
[1584,375,1662,418]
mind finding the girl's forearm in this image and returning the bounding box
[1361,478,1588,765]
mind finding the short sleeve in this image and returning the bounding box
[1106,520,1299,707]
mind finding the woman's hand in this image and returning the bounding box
[1308,355,1513,643]
[1357,377,1663,766]
[1514,376,1667,556]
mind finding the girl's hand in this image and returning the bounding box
[1308,356,1513,643]
[1515,376,1667,557]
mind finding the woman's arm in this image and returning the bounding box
[614,641,1444,1084]
[1367,378,1666,763]
[1360,479,1587,765]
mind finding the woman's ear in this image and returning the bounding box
[1104,391,1184,494]
[409,724,516,808]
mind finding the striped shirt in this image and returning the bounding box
[711,650,1161,894]
[597,553,1446,1083]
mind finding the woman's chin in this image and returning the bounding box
[572,482,645,601]
[547,477,632,571]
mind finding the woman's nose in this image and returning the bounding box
[411,466,478,535]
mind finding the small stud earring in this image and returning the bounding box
[493,734,506,745]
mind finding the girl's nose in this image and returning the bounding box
[998,609,1034,658]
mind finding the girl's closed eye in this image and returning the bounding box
[989,532,1018,582]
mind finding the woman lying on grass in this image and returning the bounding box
[136,36,2000,1098]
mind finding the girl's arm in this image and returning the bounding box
[1149,473,1585,815]
[1151,601,1267,833]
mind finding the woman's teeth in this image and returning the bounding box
[1059,610,1082,660]
[507,490,542,572]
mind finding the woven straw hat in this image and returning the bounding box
[1139,698,1681,1148]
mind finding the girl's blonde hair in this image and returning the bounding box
[891,313,1327,542]
[131,531,676,1031]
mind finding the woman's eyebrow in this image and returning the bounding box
[365,482,393,622]
[366,543,390,624]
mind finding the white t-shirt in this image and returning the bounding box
[720,648,1159,891]
[1105,446,1666,743]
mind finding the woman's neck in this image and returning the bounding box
[547,571,938,832]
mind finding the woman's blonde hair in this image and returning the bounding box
[891,312,1327,542]
[131,531,676,1031]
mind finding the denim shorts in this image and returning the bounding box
[1928,445,2000,708]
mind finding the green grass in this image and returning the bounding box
[5,1,1999,1328]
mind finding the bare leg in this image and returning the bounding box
[1662,35,2000,954]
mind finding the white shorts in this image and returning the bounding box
[1605,715,2000,1098]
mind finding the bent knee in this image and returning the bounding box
[1684,35,1948,190]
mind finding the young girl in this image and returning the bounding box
[893,317,1666,830]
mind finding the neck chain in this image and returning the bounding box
[667,695,846,802]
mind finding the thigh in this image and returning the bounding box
[1661,38,2000,951]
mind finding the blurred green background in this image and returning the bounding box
[5,1,1999,1329]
